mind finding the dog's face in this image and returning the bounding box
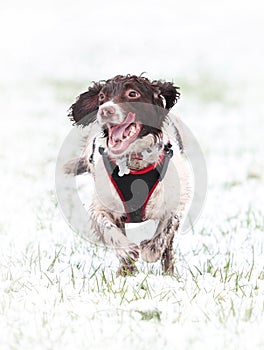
[69,75,180,156]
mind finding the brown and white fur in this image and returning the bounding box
[65,74,191,276]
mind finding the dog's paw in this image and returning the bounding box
[116,243,139,277]
[63,157,88,175]
[116,263,138,277]
[140,238,163,263]
[116,242,140,266]
[161,247,175,275]
[127,243,140,260]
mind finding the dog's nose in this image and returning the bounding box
[99,105,116,118]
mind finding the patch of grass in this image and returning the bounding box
[177,70,239,106]
[134,308,161,321]
[43,79,91,104]
[223,180,242,189]
[247,171,263,180]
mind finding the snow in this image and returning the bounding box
[0,0,264,349]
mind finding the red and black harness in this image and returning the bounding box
[98,143,173,223]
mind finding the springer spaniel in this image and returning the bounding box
[65,74,191,276]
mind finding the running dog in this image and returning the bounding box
[65,74,191,276]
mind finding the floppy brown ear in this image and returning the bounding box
[68,82,103,126]
[153,81,180,110]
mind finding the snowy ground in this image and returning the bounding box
[0,1,264,349]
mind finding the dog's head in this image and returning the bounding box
[69,74,180,156]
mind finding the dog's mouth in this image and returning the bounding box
[107,112,142,155]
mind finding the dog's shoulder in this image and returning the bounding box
[63,121,102,175]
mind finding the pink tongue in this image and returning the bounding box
[109,112,136,142]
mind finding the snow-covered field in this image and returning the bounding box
[0,1,263,349]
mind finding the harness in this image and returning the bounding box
[98,143,173,223]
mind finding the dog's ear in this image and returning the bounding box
[153,81,180,110]
[68,82,103,126]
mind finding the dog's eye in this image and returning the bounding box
[126,89,140,98]
[98,93,105,101]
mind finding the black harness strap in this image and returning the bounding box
[99,144,173,223]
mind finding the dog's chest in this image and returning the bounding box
[93,159,124,214]
[108,162,161,223]
[93,156,165,222]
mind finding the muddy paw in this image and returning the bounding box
[140,239,163,263]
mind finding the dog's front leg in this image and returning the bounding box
[140,214,180,274]
[91,210,140,276]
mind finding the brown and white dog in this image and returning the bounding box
[66,74,191,276]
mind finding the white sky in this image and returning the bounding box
[1,0,263,82]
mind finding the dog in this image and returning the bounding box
[65,74,191,276]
